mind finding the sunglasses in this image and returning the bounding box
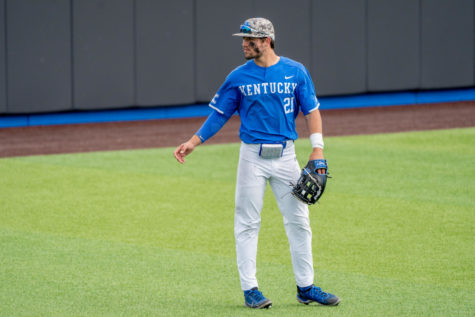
[240,24,267,36]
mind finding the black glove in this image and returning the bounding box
[292,159,328,205]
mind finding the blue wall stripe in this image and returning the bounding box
[1,88,474,128]
[319,88,475,110]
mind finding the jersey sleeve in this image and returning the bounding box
[295,67,320,115]
[208,75,240,117]
[195,109,230,143]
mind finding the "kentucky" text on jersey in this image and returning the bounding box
[238,82,298,96]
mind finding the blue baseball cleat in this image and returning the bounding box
[297,284,341,306]
[244,287,272,309]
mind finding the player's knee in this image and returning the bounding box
[235,220,261,238]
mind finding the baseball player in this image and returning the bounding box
[174,17,340,309]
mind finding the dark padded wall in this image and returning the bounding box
[195,0,312,102]
[6,0,71,113]
[421,0,474,89]
[254,0,312,70]
[367,0,420,91]
[0,0,5,113]
[195,0,254,102]
[1,0,474,114]
[73,0,134,109]
[312,0,366,95]
[135,0,194,106]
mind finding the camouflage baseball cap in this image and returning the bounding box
[232,17,275,41]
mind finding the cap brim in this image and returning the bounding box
[232,32,264,38]
[232,33,275,41]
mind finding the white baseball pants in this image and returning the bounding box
[234,141,314,291]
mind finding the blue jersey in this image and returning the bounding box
[209,56,319,144]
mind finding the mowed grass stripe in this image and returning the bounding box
[1,127,474,316]
[1,228,473,317]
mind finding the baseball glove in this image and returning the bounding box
[292,159,328,205]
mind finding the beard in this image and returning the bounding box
[244,45,262,60]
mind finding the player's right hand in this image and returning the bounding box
[173,135,202,164]
[174,143,193,164]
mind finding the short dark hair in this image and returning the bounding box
[260,37,275,49]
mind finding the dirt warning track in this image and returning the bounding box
[0,101,474,158]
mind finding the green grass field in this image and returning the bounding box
[1,128,474,316]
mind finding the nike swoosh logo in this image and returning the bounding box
[285,75,294,80]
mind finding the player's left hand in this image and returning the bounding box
[292,159,328,205]
[309,147,326,174]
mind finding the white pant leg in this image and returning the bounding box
[268,143,314,287]
[234,143,269,291]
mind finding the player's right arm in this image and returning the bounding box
[173,110,231,164]
[174,73,239,164]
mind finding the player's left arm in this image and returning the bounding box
[305,109,326,174]
[291,108,328,205]
[295,66,326,173]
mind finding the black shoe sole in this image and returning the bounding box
[297,295,341,306]
[245,299,273,309]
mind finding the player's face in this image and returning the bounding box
[242,37,265,60]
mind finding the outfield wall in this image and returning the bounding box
[1,88,474,128]
[0,0,474,114]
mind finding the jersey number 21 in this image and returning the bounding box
[283,97,294,114]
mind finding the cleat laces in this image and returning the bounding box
[248,289,265,302]
[308,286,329,298]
